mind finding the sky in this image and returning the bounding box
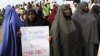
[0,0,34,9]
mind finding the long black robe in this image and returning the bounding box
[91,5,100,56]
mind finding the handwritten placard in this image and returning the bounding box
[21,26,49,56]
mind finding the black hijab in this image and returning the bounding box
[91,5,100,20]
[91,5,100,39]
[91,5,100,14]
[24,9,45,26]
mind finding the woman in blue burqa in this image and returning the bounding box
[50,4,84,56]
[0,5,23,56]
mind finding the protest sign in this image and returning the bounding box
[21,26,49,56]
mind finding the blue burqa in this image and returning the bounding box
[0,5,23,56]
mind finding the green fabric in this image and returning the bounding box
[0,14,3,25]
[42,4,50,16]
[50,5,81,56]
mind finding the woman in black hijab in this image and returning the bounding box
[17,9,47,56]
[91,5,100,56]
[24,9,45,26]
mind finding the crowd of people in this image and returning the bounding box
[0,0,100,56]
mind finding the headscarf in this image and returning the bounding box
[50,5,74,35]
[91,5,100,19]
[91,5,100,15]
[72,2,94,25]
[50,4,76,37]
[0,5,22,56]
[72,2,88,19]
[24,9,45,26]
[24,9,37,26]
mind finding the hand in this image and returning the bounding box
[17,31,21,37]
[49,36,53,42]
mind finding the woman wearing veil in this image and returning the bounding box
[72,2,99,56]
[0,5,23,56]
[50,4,83,56]
[24,8,46,26]
[91,5,100,56]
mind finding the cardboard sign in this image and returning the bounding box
[21,26,49,56]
